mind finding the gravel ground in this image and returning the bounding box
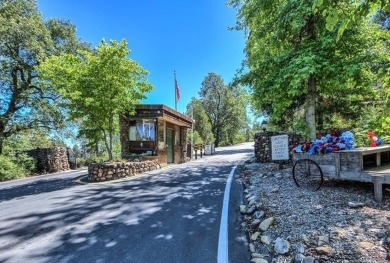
[239,159,390,263]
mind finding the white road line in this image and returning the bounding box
[218,165,237,263]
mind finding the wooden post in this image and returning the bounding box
[376,153,381,167]
[372,175,384,202]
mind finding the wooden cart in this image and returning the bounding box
[292,145,390,202]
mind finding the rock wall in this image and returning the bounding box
[254,132,304,163]
[27,147,70,173]
[119,115,131,159]
[88,161,161,182]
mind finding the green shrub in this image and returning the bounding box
[85,156,106,165]
[0,153,36,181]
[76,158,86,168]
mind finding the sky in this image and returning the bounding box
[37,0,246,115]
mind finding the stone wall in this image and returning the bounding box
[254,132,304,163]
[27,147,70,173]
[119,115,131,159]
[88,161,161,182]
[180,127,189,163]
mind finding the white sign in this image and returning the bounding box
[271,135,289,160]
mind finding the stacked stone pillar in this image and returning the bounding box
[254,132,304,163]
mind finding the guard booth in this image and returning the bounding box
[119,104,194,165]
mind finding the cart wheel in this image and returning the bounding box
[292,159,323,191]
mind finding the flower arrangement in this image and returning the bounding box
[368,131,384,147]
[292,130,355,155]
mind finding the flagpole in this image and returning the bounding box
[174,70,177,111]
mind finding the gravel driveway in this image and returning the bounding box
[240,160,390,263]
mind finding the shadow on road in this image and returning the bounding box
[0,175,86,203]
[0,163,243,263]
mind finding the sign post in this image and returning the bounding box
[271,134,289,169]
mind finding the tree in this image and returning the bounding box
[219,84,249,145]
[0,0,86,154]
[230,0,388,139]
[312,0,390,37]
[187,98,214,144]
[39,40,154,161]
[198,73,248,146]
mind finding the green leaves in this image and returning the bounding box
[194,73,248,146]
[0,0,84,154]
[231,0,389,136]
[39,39,154,160]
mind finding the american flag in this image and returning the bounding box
[175,74,181,102]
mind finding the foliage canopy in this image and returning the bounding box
[39,40,154,160]
[0,0,86,154]
[230,0,389,139]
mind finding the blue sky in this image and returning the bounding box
[37,0,246,114]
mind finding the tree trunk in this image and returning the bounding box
[94,141,98,155]
[0,135,3,155]
[214,123,220,147]
[306,76,317,140]
[305,15,317,140]
[101,128,111,161]
[108,125,113,161]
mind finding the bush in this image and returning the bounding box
[0,153,36,181]
[76,157,86,168]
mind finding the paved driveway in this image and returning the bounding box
[0,143,254,263]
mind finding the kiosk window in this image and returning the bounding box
[129,120,155,141]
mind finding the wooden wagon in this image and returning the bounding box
[292,145,390,202]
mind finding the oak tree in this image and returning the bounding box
[0,0,86,154]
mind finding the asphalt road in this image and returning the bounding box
[0,142,254,263]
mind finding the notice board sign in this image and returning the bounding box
[271,135,289,160]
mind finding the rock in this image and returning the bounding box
[302,256,317,263]
[248,199,256,207]
[358,241,375,249]
[251,258,268,263]
[251,253,263,258]
[301,234,310,244]
[318,235,329,246]
[261,235,271,245]
[255,202,263,209]
[255,210,265,219]
[331,229,345,239]
[247,195,256,203]
[246,205,256,215]
[293,254,305,263]
[294,254,318,263]
[316,246,335,256]
[249,243,256,253]
[296,243,305,254]
[245,163,263,171]
[383,235,390,246]
[251,232,260,241]
[259,217,275,231]
[239,205,247,214]
[275,173,282,179]
[251,219,261,228]
[348,202,365,208]
[274,237,290,255]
